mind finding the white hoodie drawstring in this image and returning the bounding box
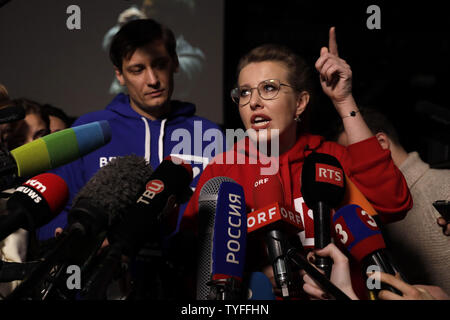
[141,117,167,164]
[141,117,151,163]
[158,119,167,163]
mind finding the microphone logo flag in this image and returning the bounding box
[315,163,343,187]
[212,181,246,280]
[136,179,165,205]
[247,202,304,233]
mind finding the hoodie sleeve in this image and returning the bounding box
[339,136,413,224]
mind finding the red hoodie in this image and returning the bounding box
[182,133,413,298]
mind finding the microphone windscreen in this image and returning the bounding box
[10,121,112,177]
[301,152,346,209]
[71,155,153,226]
[332,204,385,262]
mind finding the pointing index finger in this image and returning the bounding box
[329,26,339,56]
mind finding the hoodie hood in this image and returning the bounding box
[105,93,196,122]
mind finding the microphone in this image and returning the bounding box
[80,156,193,300]
[332,204,403,297]
[248,177,351,300]
[301,152,346,278]
[250,175,304,299]
[0,173,69,242]
[0,104,25,124]
[5,155,154,300]
[197,176,246,300]
[0,120,111,190]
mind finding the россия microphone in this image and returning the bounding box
[196,176,247,300]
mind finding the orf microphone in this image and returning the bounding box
[251,175,304,299]
[301,152,346,278]
[332,204,403,297]
[0,173,69,242]
[197,177,247,300]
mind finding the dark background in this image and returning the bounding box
[224,0,450,168]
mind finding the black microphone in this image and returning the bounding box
[0,173,69,242]
[0,104,25,124]
[80,156,193,300]
[5,155,154,300]
[301,152,346,278]
[196,176,247,300]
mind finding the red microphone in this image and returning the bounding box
[0,173,69,241]
[248,175,303,298]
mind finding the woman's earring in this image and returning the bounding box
[294,115,302,123]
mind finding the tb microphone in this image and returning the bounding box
[0,173,69,242]
[301,152,346,277]
[332,204,403,297]
[0,120,111,190]
[81,156,193,299]
[197,177,247,300]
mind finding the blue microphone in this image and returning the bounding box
[197,177,246,300]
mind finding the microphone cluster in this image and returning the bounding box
[0,134,407,301]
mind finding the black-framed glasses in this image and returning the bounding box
[230,79,296,107]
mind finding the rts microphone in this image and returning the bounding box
[301,152,346,278]
[332,204,403,297]
[250,175,304,299]
[197,177,246,300]
[0,120,111,190]
[81,156,193,300]
[0,173,69,242]
[0,104,25,124]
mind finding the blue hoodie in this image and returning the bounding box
[36,93,224,240]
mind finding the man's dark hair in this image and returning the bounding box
[331,107,401,145]
[109,18,177,72]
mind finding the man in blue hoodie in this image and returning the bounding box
[36,19,223,241]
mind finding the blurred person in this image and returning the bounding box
[182,27,412,299]
[41,104,76,133]
[0,84,9,102]
[0,98,49,151]
[334,107,450,293]
[302,243,450,300]
[0,98,49,299]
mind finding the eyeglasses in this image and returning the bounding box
[230,79,296,107]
